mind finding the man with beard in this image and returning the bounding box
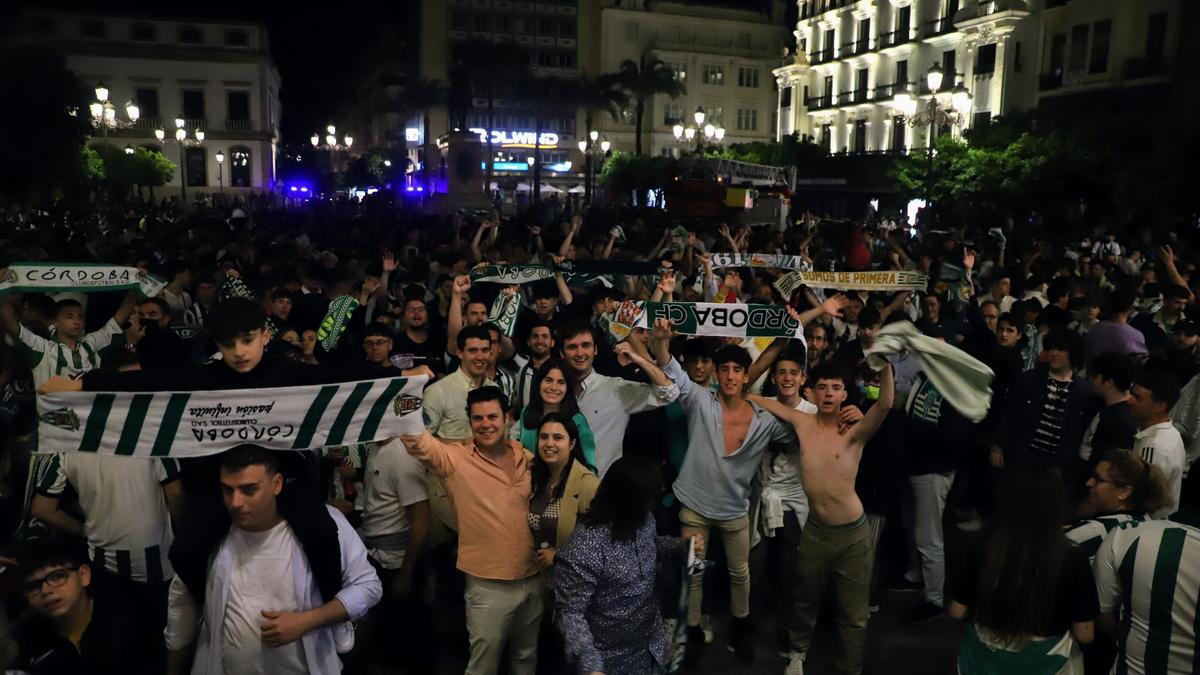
[392,288,444,372]
[511,319,555,413]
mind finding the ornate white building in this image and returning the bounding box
[17,9,282,194]
[775,0,1185,155]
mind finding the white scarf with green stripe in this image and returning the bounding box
[36,375,429,457]
[1,263,165,297]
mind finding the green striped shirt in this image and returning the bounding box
[1065,512,1143,563]
[15,319,122,387]
[1094,519,1200,675]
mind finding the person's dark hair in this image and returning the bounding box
[682,337,718,363]
[996,311,1019,330]
[1097,449,1174,515]
[208,298,267,342]
[1133,370,1182,411]
[1047,278,1071,303]
[582,456,662,542]
[402,284,426,303]
[1042,329,1083,369]
[773,348,807,373]
[522,358,581,429]
[1163,284,1191,302]
[858,307,882,329]
[1104,288,1137,317]
[54,298,83,317]
[808,358,854,390]
[138,296,171,315]
[466,385,509,417]
[973,467,1070,643]
[482,322,502,339]
[713,344,752,371]
[219,444,281,476]
[363,323,392,340]
[529,412,591,498]
[979,300,1000,314]
[465,296,489,310]
[18,537,89,581]
[456,324,492,350]
[1089,352,1134,391]
[269,288,294,302]
[531,280,559,300]
[557,319,596,344]
[527,318,555,338]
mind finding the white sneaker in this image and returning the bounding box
[785,651,805,675]
[701,613,714,644]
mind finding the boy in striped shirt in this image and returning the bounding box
[1093,518,1200,675]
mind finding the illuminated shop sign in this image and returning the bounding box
[468,128,559,148]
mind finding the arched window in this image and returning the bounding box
[224,29,249,47]
[230,146,252,187]
[178,25,204,44]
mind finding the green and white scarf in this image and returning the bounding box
[607,301,805,341]
[36,375,429,458]
[470,264,613,288]
[0,263,165,298]
[774,269,929,298]
[709,253,809,270]
[488,291,521,337]
[317,295,360,352]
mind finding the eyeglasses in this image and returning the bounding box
[1090,472,1125,487]
[23,566,81,595]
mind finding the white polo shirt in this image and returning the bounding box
[359,439,429,570]
[1133,421,1186,518]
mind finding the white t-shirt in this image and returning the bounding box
[161,288,193,324]
[222,521,308,675]
[1133,421,1186,518]
[359,440,429,569]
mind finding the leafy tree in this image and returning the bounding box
[618,54,686,156]
[131,148,176,200]
[0,46,92,204]
[599,150,679,205]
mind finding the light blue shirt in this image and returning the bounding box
[665,359,794,520]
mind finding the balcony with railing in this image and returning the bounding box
[840,40,873,57]
[224,119,255,132]
[809,49,835,64]
[878,29,912,49]
[132,118,162,132]
[805,95,835,111]
[178,118,207,132]
[924,17,955,37]
[874,83,908,101]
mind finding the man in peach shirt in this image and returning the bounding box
[400,386,541,675]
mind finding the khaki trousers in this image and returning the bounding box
[678,505,752,625]
[464,574,544,675]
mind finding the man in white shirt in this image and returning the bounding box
[558,320,679,476]
[1130,371,1186,518]
[165,445,381,675]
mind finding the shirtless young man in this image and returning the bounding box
[750,358,894,675]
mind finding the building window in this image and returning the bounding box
[537,18,554,34]
[81,19,108,39]
[976,43,997,75]
[182,90,205,120]
[895,59,908,86]
[179,25,204,44]
[538,51,555,67]
[664,103,682,125]
[495,15,512,32]
[972,111,991,129]
[1146,12,1167,66]
[224,29,249,47]
[185,147,207,186]
[452,12,468,29]
[1089,19,1111,74]
[737,67,759,88]
[856,18,870,51]
[230,147,252,187]
[781,86,793,108]
[1013,41,1023,72]
[227,91,250,121]
[821,123,832,152]
[135,88,160,119]
[942,50,957,84]
[475,15,491,31]
[557,51,575,68]
[702,64,724,85]
[559,20,575,37]
[891,116,906,151]
[853,119,867,153]
[130,22,156,42]
[667,61,687,82]
[736,109,758,131]
[1068,24,1088,71]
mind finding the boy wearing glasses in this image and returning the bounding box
[8,538,155,675]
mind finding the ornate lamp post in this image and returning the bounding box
[893,63,972,209]
[672,106,725,153]
[154,116,204,201]
[89,81,140,142]
[577,131,611,208]
[215,149,225,193]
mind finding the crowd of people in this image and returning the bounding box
[0,193,1197,675]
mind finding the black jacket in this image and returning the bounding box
[998,368,1101,470]
[8,587,155,675]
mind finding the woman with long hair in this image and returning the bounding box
[949,467,1098,674]
[528,413,598,674]
[512,358,595,466]
[553,456,703,675]
[1065,449,1172,562]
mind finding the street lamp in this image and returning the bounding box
[156,114,205,201]
[215,149,225,193]
[124,145,134,155]
[89,81,140,142]
[578,135,611,208]
[893,63,972,215]
[310,123,354,175]
[673,107,725,152]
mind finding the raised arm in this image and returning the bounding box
[446,275,470,357]
[552,256,574,306]
[746,337,788,389]
[469,221,491,264]
[616,339,673,388]
[558,215,581,257]
[851,362,893,444]
[1159,245,1195,303]
[746,393,806,426]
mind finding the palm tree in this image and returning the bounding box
[454,39,530,193]
[572,72,629,204]
[522,75,576,203]
[618,53,686,156]
[402,78,447,189]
